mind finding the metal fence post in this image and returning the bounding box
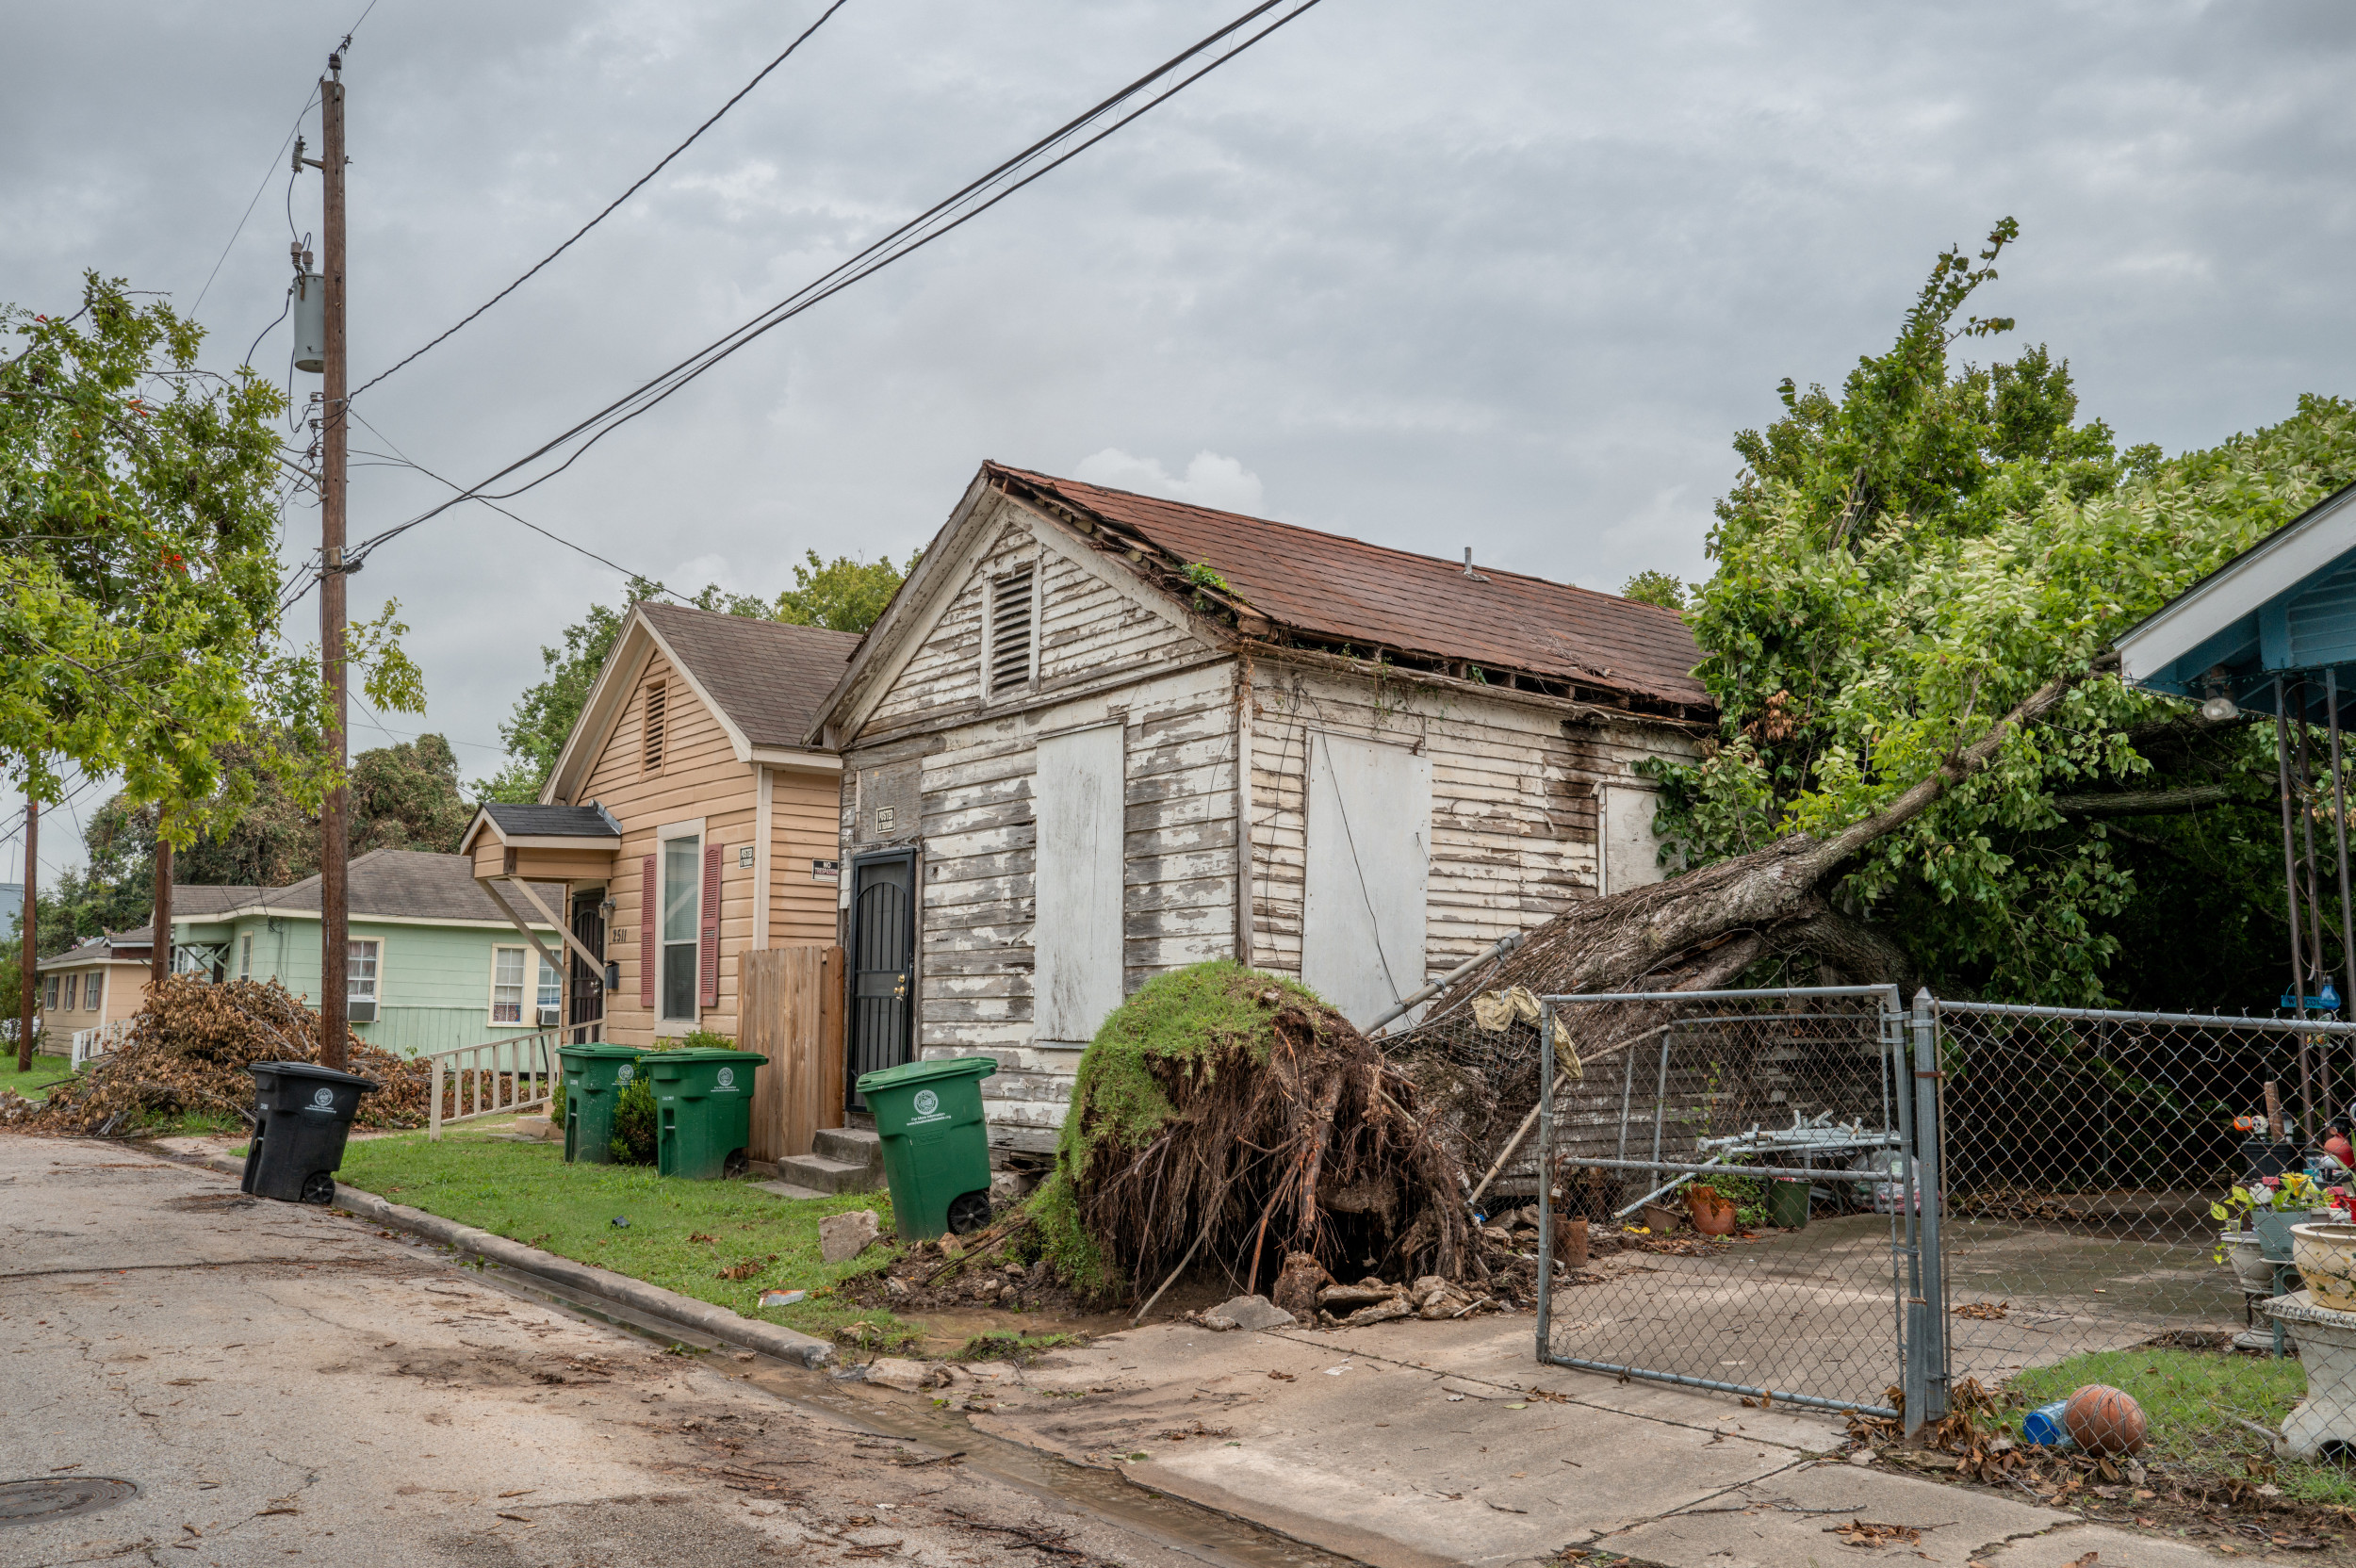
[1910,987,1947,1429]
[1536,999,1555,1359]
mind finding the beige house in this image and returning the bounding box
[460,602,859,1048]
[810,463,1714,1152]
[34,886,263,1060]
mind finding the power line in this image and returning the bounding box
[333,0,1324,580]
[348,0,852,402]
[188,0,383,319]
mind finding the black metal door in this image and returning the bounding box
[569,889,607,1043]
[847,851,916,1111]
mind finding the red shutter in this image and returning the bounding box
[699,843,723,1009]
[638,855,657,1007]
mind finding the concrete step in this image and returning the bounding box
[770,1152,880,1196]
[812,1126,883,1173]
[755,1179,831,1201]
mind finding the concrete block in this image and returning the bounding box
[1202,1294,1297,1331]
[820,1208,881,1264]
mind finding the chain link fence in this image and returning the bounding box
[1535,987,1918,1416]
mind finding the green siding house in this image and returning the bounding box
[171,850,565,1058]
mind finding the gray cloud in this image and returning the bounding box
[5,0,2353,879]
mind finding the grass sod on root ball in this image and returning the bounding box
[335,1129,910,1343]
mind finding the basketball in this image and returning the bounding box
[2063,1384,2147,1455]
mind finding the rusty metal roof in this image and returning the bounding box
[986,465,1709,711]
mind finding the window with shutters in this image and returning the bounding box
[986,565,1037,696]
[641,679,669,774]
[659,828,702,1021]
[83,971,102,1011]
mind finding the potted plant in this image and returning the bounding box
[2217,1172,2337,1265]
[2293,1218,2356,1311]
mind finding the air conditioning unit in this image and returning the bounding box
[348,999,378,1023]
[535,1004,563,1026]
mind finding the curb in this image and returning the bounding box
[194,1154,838,1369]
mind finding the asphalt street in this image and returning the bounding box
[0,1135,1206,1568]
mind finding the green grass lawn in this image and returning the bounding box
[0,1053,74,1101]
[335,1128,911,1345]
[2011,1348,2355,1505]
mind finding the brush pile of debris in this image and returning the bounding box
[0,974,429,1135]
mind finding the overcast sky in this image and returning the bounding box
[5,0,2353,888]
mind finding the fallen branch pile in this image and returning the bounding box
[0,974,429,1135]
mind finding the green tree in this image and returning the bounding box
[0,274,422,844]
[1620,570,1688,612]
[479,551,914,801]
[1649,222,2356,1007]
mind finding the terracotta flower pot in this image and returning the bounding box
[1554,1217,1590,1269]
[1688,1186,1738,1237]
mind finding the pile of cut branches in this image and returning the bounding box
[0,974,429,1135]
[1030,961,1481,1304]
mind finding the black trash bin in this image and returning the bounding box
[240,1061,380,1205]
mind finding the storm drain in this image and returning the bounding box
[0,1477,139,1526]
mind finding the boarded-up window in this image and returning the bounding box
[1302,732,1431,1030]
[1034,725,1125,1045]
[1601,785,1667,897]
[987,565,1036,696]
[641,680,668,773]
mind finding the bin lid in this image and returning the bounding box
[640,1047,770,1064]
[559,1042,644,1060]
[855,1054,997,1093]
[247,1060,381,1092]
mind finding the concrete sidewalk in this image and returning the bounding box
[957,1313,2226,1568]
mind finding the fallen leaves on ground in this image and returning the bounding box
[1953,1299,2009,1320]
[1828,1520,1922,1547]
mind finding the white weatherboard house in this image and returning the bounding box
[810,464,1715,1153]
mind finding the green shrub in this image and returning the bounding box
[549,1074,564,1128]
[609,1074,657,1165]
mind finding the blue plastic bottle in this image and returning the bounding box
[2021,1399,2076,1448]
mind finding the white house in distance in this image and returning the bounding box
[810,463,1714,1152]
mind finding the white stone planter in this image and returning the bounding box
[2260,1290,2356,1459]
[2295,1222,2356,1311]
[2225,1230,2275,1292]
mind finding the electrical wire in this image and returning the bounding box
[348,0,852,402]
[330,0,1324,580]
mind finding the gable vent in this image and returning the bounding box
[988,565,1037,695]
[641,679,668,773]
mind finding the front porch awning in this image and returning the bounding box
[460,801,624,884]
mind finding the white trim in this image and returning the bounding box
[206,906,557,931]
[488,941,530,1024]
[347,933,385,1014]
[753,764,773,952]
[2116,482,2356,681]
[747,746,843,771]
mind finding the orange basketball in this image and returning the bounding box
[2063,1384,2147,1455]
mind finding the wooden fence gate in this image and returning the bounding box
[742,945,844,1162]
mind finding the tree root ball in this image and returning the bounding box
[2063,1383,2147,1454]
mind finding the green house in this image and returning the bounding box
[171,849,566,1058]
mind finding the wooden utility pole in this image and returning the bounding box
[150,830,173,993]
[318,54,351,1071]
[16,793,34,1072]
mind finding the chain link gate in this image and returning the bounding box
[1534,986,1935,1421]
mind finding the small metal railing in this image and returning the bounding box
[427,1028,558,1141]
[70,1020,132,1068]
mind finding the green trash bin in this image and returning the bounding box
[559,1043,645,1166]
[640,1047,768,1180]
[1768,1177,1812,1230]
[856,1055,998,1240]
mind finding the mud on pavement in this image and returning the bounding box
[0,1136,1247,1568]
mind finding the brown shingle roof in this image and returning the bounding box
[265,850,562,924]
[988,464,1710,712]
[637,602,861,750]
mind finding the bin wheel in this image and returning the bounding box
[723,1149,748,1180]
[947,1191,992,1235]
[300,1172,336,1206]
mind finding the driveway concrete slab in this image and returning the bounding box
[1598,1459,2073,1568]
[1976,1521,2228,1568]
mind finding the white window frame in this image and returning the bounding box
[535,951,563,1027]
[656,817,707,1027]
[489,943,529,1024]
[238,933,253,981]
[349,937,383,1004]
[61,973,76,1012]
[83,970,103,1012]
[42,974,58,1010]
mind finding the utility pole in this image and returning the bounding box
[150,826,173,994]
[318,53,351,1071]
[16,792,34,1073]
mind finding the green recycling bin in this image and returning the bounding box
[856,1055,998,1240]
[640,1047,768,1180]
[559,1043,645,1165]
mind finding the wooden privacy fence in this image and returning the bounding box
[742,945,844,1162]
[428,1027,559,1141]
